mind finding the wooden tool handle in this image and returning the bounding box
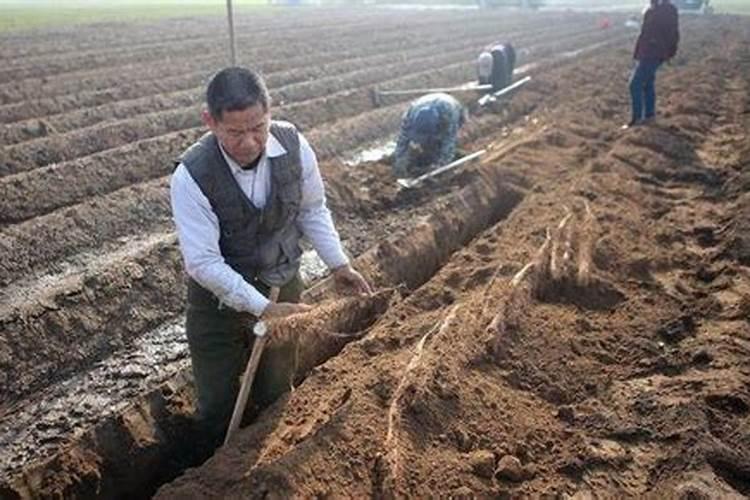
[224,286,279,445]
[224,333,267,445]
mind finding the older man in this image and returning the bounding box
[170,67,370,451]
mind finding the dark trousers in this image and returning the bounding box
[185,275,304,451]
[490,49,509,91]
[629,59,662,122]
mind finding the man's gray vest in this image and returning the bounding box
[178,121,303,307]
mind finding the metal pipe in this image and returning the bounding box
[226,0,237,66]
[478,75,532,106]
[397,149,487,189]
[376,83,493,97]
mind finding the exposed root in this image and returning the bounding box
[487,281,532,340]
[562,209,575,262]
[524,227,553,296]
[487,228,551,337]
[378,305,461,496]
[577,200,596,287]
[550,209,573,281]
[487,200,602,343]
[264,290,394,386]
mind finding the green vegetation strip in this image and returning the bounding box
[0,0,747,33]
[0,1,266,32]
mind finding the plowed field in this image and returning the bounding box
[1,7,749,499]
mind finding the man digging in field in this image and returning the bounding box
[392,92,467,179]
[170,67,371,453]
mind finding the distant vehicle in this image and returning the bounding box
[477,0,545,9]
[673,0,713,13]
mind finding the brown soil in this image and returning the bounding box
[1,7,749,499]
[156,14,750,500]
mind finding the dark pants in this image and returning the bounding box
[505,44,516,76]
[185,275,304,451]
[629,59,662,122]
[490,49,509,91]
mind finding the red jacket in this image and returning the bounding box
[634,1,680,62]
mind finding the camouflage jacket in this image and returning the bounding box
[393,93,466,179]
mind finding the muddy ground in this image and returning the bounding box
[1,6,749,499]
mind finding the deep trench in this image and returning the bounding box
[0,28,635,498]
[0,21,628,499]
[0,161,526,499]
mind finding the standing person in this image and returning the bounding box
[625,0,679,128]
[170,66,371,452]
[392,93,467,179]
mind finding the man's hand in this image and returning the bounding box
[333,264,372,295]
[261,302,312,320]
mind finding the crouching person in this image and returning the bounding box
[392,93,467,179]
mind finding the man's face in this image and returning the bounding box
[203,102,270,166]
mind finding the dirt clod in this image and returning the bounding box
[495,455,525,482]
[470,450,496,479]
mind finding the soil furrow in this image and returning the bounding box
[0,29,625,294]
[0,15,585,145]
[0,27,632,407]
[0,11,553,107]
[0,27,618,227]
[2,12,745,500]
[154,17,750,499]
[0,12,561,124]
[0,10,425,85]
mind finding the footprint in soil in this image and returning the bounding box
[657,315,696,344]
[705,393,750,415]
[540,277,625,311]
[474,242,492,255]
[693,226,719,247]
[705,442,750,497]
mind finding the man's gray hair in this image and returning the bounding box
[206,67,270,120]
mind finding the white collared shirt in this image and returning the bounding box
[170,131,349,316]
